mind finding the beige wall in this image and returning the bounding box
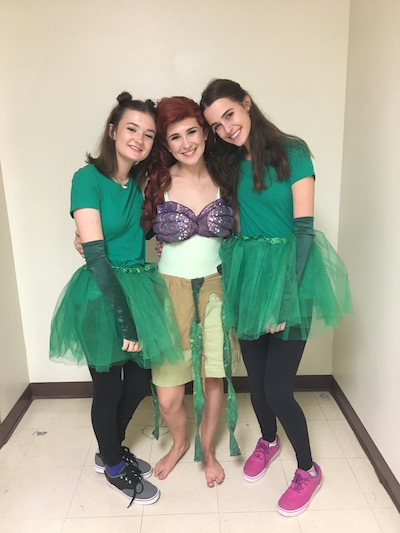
[0,0,350,384]
[0,164,29,421]
[333,0,400,481]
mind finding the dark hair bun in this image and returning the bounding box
[144,99,156,110]
[117,92,133,106]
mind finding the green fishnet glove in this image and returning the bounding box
[82,240,138,341]
[294,216,314,286]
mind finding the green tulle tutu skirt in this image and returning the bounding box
[49,263,183,372]
[219,231,352,341]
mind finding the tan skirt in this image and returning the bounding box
[151,272,237,387]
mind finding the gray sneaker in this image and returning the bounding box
[95,447,152,479]
[105,465,160,506]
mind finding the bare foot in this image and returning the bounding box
[154,440,190,480]
[203,453,225,488]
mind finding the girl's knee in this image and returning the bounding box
[157,387,185,416]
[204,377,223,393]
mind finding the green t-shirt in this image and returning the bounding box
[238,141,315,237]
[70,164,145,267]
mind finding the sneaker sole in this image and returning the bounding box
[94,462,153,480]
[277,477,323,517]
[242,446,281,483]
[106,479,161,505]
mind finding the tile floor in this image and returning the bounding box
[0,392,399,532]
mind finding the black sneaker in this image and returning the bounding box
[94,447,152,479]
[105,465,160,506]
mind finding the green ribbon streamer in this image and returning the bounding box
[190,278,206,462]
[151,380,160,440]
[221,306,241,457]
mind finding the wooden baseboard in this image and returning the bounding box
[330,378,400,512]
[1,375,399,511]
[30,381,93,399]
[28,375,333,397]
[184,375,334,394]
[0,385,32,448]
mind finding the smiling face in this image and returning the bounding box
[203,96,252,151]
[110,109,156,166]
[166,117,207,166]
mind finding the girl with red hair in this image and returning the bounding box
[142,96,240,488]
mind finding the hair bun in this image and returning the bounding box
[117,91,133,106]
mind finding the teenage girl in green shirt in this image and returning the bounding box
[50,92,183,506]
[201,79,352,517]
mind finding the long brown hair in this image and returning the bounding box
[200,79,310,201]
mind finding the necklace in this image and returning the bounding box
[113,175,129,189]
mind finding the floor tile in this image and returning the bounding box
[18,399,91,430]
[373,508,400,533]
[348,457,395,509]
[142,462,218,515]
[294,391,327,420]
[213,420,262,463]
[220,511,301,532]
[0,518,64,533]
[236,393,259,423]
[307,419,345,459]
[217,459,287,513]
[84,435,101,468]
[316,391,345,420]
[0,428,37,470]
[297,509,383,532]
[0,467,11,492]
[142,513,220,533]
[26,398,92,415]
[0,466,82,520]
[62,516,142,532]
[67,466,143,517]
[328,419,367,458]
[18,427,93,470]
[279,419,345,461]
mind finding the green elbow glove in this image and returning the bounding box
[145,225,156,240]
[294,216,314,286]
[82,240,138,342]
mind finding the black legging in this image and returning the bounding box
[89,360,151,466]
[240,334,313,471]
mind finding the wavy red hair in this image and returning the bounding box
[141,96,213,229]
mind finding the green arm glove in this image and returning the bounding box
[294,216,314,286]
[145,225,156,240]
[82,240,138,341]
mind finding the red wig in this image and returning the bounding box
[142,96,213,229]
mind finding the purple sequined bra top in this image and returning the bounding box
[153,198,235,243]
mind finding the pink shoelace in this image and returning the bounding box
[290,471,310,492]
[254,441,270,459]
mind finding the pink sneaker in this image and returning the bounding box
[243,436,281,482]
[277,462,322,516]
